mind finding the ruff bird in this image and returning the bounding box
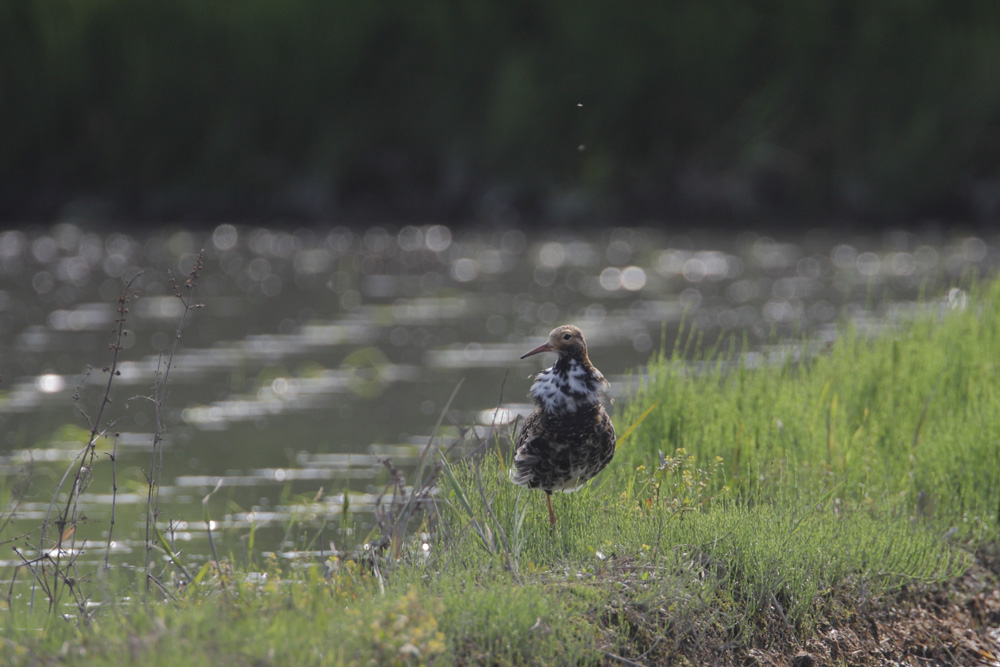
[510,325,616,529]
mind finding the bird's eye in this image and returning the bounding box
[563,333,571,340]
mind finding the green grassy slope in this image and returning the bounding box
[3,282,999,665]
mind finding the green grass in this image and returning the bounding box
[3,281,1000,664]
[619,284,1000,531]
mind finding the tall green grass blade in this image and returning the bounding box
[153,524,193,583]
[615,400,659,449]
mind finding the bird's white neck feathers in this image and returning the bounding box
[529,358,606,413]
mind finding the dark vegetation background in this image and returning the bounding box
[3,0,1000,226]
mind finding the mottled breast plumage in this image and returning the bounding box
[528,357,607,414]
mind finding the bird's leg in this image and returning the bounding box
[546,491,556,530]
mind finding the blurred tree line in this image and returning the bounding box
[2,0,1000,225]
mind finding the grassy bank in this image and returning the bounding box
[2,281,999,665]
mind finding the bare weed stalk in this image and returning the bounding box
[144,253,203,591]
[0,464,33,545]
[102,432,121,585]
[28,275,140,614]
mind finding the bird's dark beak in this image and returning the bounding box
[520,342,553,359]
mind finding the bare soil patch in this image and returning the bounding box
[601,546,1000,666]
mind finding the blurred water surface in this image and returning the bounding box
[0,222,995,572]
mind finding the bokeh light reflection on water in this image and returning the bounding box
[0,222,996,563]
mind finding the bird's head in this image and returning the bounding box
[520,325,588,361]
